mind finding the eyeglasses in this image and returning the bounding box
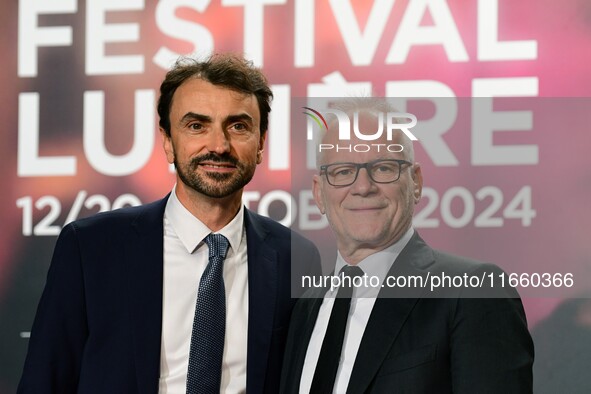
[319,159,412,187]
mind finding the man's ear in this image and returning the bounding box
[412,162,423,204]
[257,133,267,164]
[160,127,175,164]
[312,174,325,214]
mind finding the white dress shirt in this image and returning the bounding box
[159,188,248,394]
[299,228,414,394]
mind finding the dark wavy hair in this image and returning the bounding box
[157,53,273,137]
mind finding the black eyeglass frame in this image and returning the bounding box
[319,159,412,187]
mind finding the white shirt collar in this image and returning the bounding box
[165,185,244,256]
[332,227,415,297]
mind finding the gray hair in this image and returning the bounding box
[313,97,415,167]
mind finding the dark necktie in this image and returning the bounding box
[187,233,230,394]
[310,265,364,393]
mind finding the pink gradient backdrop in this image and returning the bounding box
[1,0,590,391]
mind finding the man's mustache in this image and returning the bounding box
[190,153,239,167]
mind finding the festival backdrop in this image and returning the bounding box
[2,0,591,392]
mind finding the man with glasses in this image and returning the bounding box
[280,102,534,393]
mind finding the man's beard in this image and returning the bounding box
[175,152,255,198]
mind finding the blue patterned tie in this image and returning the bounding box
[187,233,230,394]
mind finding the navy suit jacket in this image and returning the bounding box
[280,232,534,393]
[18,196,321,393]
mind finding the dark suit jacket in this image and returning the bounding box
[280,232,534,394]
[18,196,321,394]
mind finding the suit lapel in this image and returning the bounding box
[125,197,168,394]
[282,288,325,394]
[346,233,434,394]
[244,210,279,393]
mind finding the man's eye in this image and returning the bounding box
[230,123,248,131]
[189,123,203,130]
[375,165,396,173]
[332,167,355,177]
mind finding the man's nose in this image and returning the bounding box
[349,167,376,195]
[207,127,231,154]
